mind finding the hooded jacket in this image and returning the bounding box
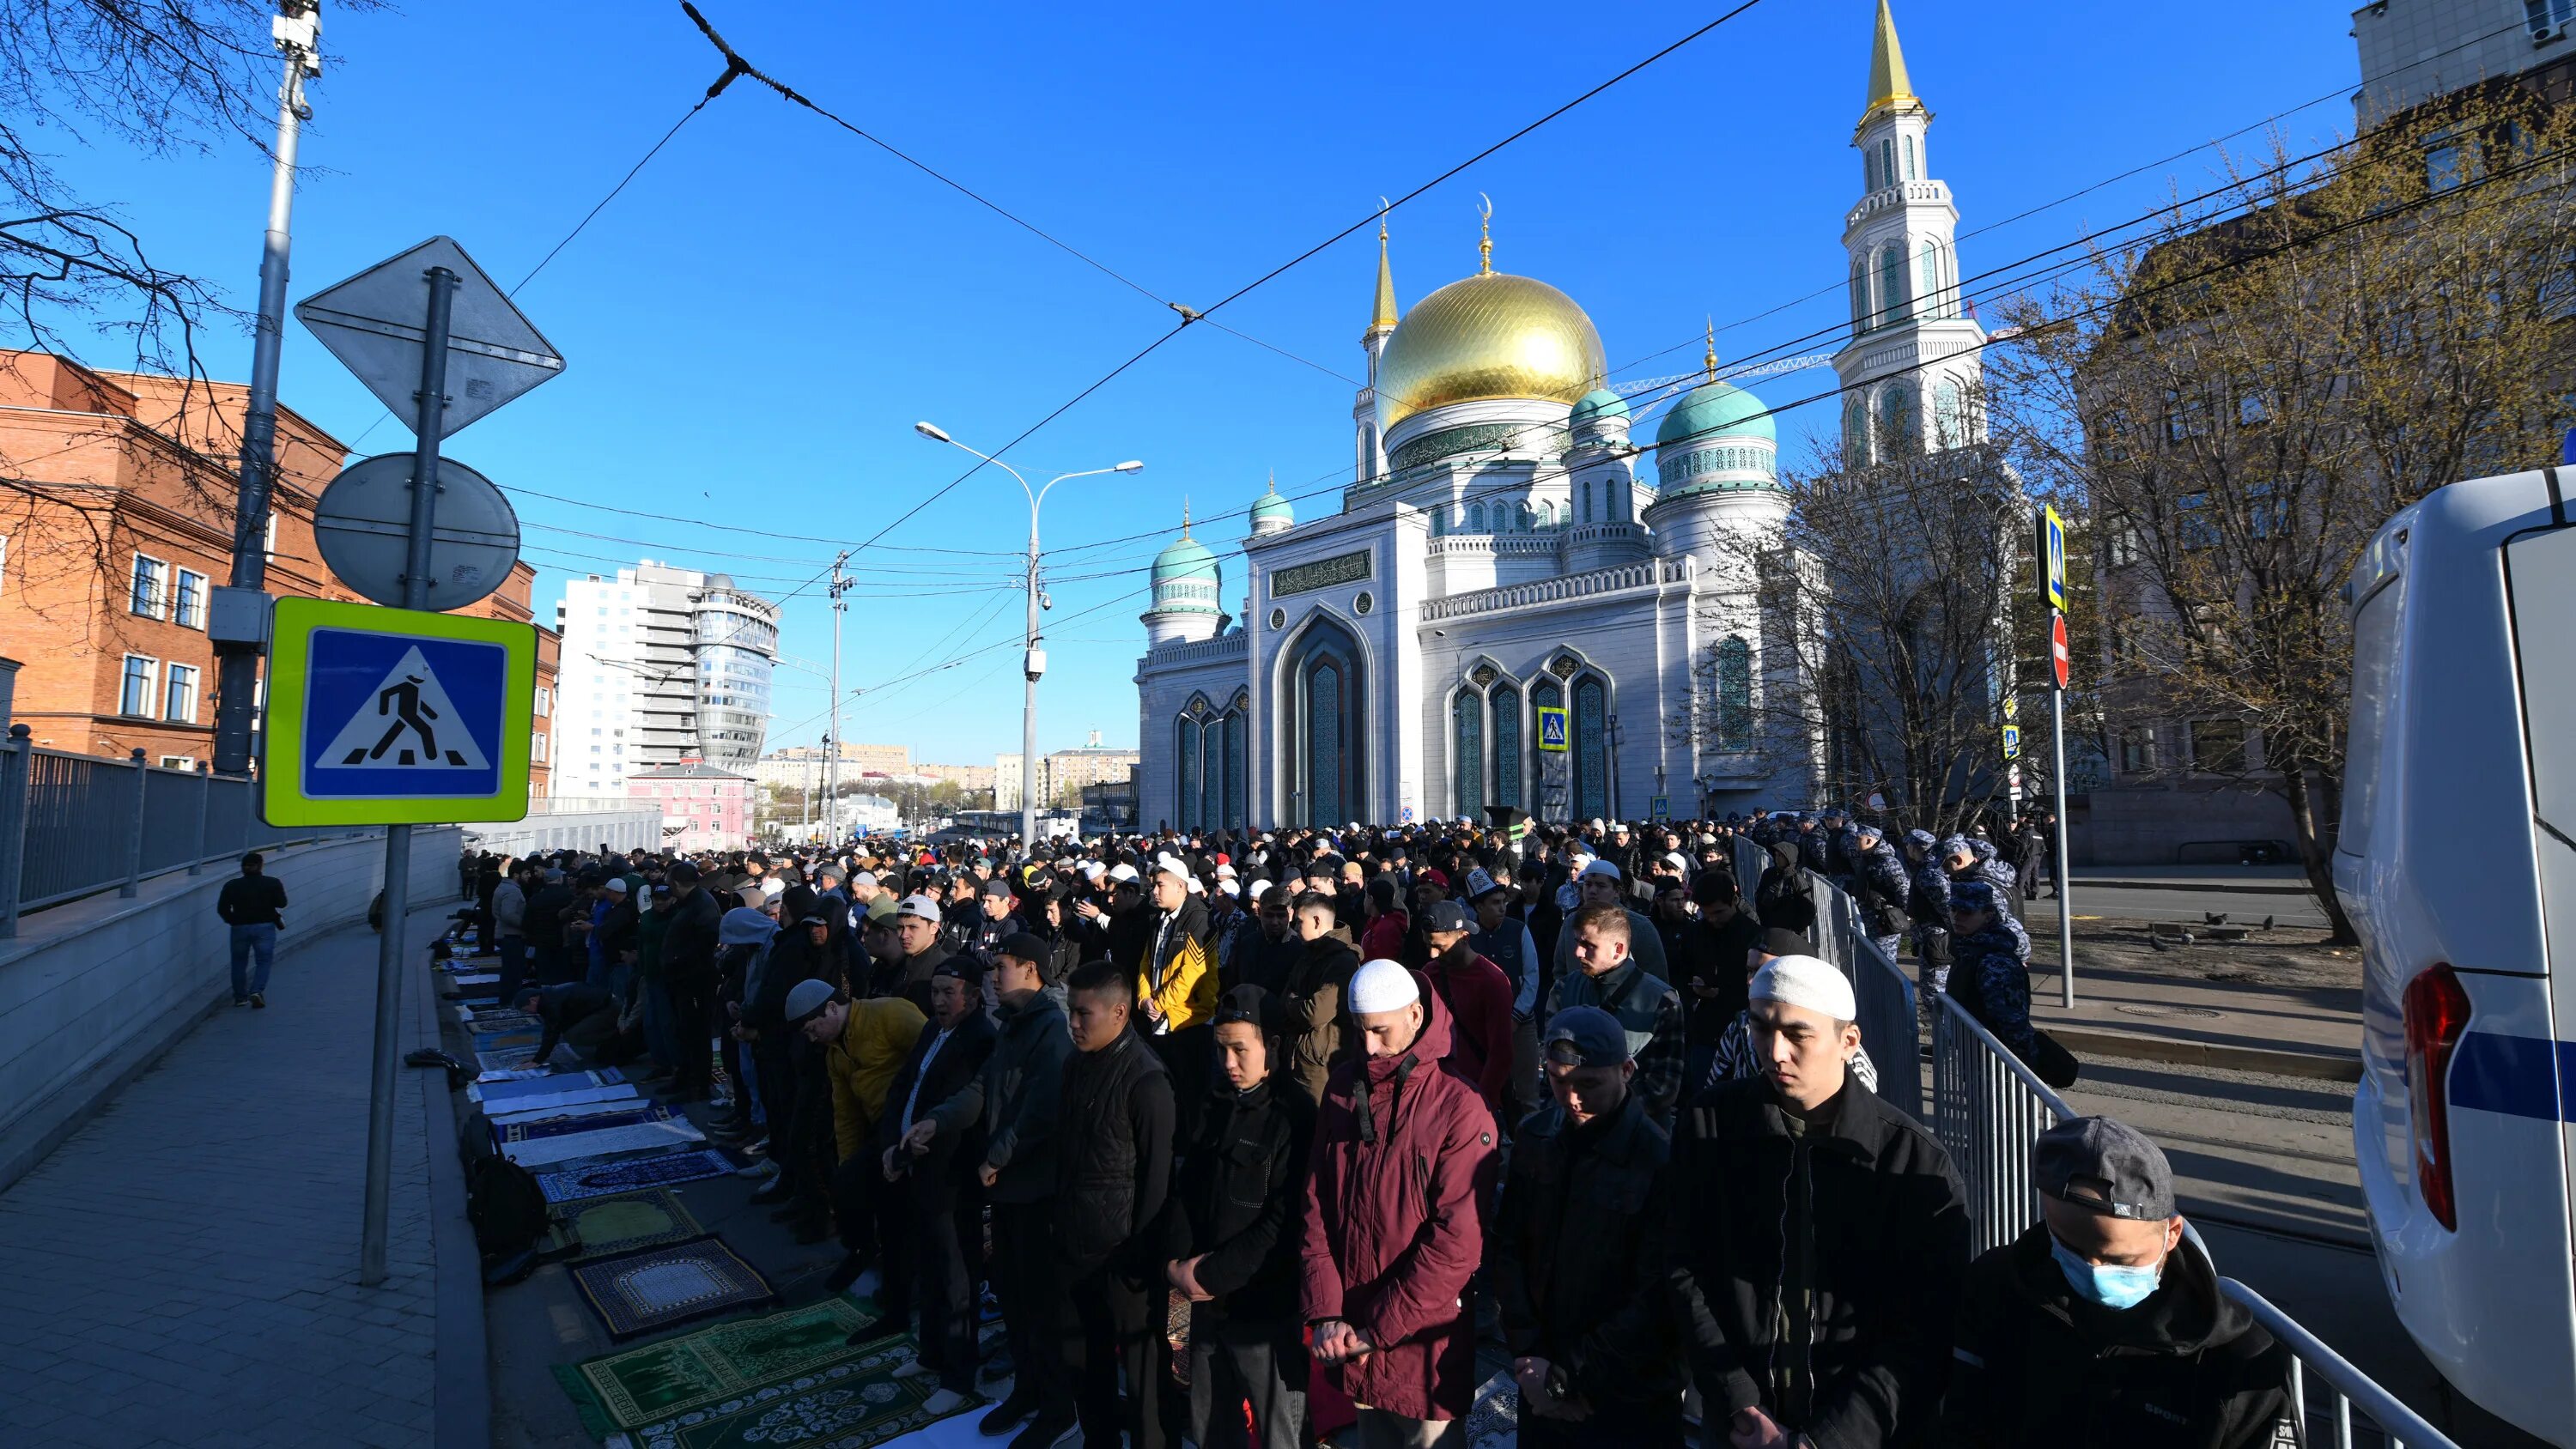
[1296,979,1500,1421]
[1757,841,1820,937]
[1279,929,1360,1104]
[824,996,929,1161]
[1423,944,1516,1114]
[1670,1075,1971,1449]
[1939,1225,2296,1449]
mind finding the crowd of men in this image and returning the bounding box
[463,803,2300,1449]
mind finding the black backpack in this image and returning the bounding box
[459,1113,550,1256]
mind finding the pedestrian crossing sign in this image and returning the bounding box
[1536,706,1569,753]
[262,597,535,826]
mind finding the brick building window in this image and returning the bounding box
[174,569,208,628]
[120,655,157,716]
[163,664,198,724]
[130,555,168,618]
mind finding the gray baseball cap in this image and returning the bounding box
[2034,1116,2176,1220]
[783,978,837,1028]
[1540,1006,1630,1068]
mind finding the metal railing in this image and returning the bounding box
[0,729,358,937]
[1716,828,2456,1446]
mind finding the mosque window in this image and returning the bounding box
[1880,384,1917,446]
[1877,244,1910,327]
[1878,138,1896,190]
[1470,502,1487,531]
[1517,501,1534,531]
[1492,684,1522,810]
[1531,677,1563,815]
[1903,134,1917,181]
[1935,378,1965,448]
[1176,715,1200,830]
[1920,242,1942,319]
[1850,259,1871,333]
[1716,637,1753,753]
[1572,676,1608,821]
[1844,398,1871,464]
[1580,482,1594,524]
[1453,692,1485,820]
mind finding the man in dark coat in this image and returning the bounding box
[964,936,1078,1446]
[871,894,955,1013]
[1671,954,1970,1449]
[1277,891,1359,1105]
[1160,985,1315,1449]
[1940,1117,2299,1449]
[659,862,725,1100]
[871,958,998,1411]
[1055,959,1178,1449]
[1493,1007,1685,1448]
[1679,869,1763,1098]
[1297,961,1499,1444]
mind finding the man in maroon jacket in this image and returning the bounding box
[1419,900,1516,1118]
[1298,959,1500,1448]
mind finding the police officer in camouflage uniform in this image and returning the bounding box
[1905,830,1953,1007]
[1848,823,1913,964]
[1947,878,2037,1063]
[1947,835,2023,926]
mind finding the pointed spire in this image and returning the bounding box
[1476,193,1495,276]
[1181,498,1192,538]
[1370,200,1399,332]
[1861,0,1920,126]
[1703,318,1719,379]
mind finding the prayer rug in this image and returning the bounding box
[550,1297,884,1435]
[570,1236,772,1340]
[501,1119,707,1168]
[478,1048,542,1074]
[474,1028,542,1049]
[490,1096,648,1127]
[474,1067,628,1104]
[496,1103,681,1145]
[477,1082,639,1114]
[543,1188,705,1263]
[590,1330,974,1448]
[539,1149,737,1203]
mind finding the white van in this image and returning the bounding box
[2337,468,2576,1446]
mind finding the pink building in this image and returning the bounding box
[627,759,752,854]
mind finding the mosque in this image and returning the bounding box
[1133,0,1989,831]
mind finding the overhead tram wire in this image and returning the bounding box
[674,0,1773,569]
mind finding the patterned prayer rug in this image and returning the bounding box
[496,1103,682,1145]
[539,1149,737,1203]
[604,1331,974,1449]
[543,1188,705,1263]
[550,1298,886,1435]
[501,1119,707,1169]
[489,1096,647,1127]
[571,1236,772,1340]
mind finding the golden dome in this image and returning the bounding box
[1375,272,1607,432]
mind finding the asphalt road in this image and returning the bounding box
[2030,881,2336,929]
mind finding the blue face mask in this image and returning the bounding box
[2050,1235,2163,1311]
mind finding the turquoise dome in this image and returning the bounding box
[1655,379,1775,451]
[1151,534,1218,585]
[1250,482,1294,528]
[1570,388,1630,427]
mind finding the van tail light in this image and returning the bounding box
[2402,964,2471,1232]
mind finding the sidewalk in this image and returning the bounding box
[0,903,468,1449]
[2069,864,2314,894]
[2026,958,2362,1081]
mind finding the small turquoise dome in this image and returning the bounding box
[1250,480,1295,530]
[1570,388,1630,427]
[1655,379,1775,451]
[1150,522,1222,615]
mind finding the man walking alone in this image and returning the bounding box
[217,852,288,1009]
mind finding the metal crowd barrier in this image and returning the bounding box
[0,730,360,938]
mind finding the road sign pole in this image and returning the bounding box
[2051,656,2075,1009]
[361,265,457,1288]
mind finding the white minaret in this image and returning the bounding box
[1354,209,1398,484]
[1831,0,1985,464]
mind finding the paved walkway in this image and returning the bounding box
[0,908,449,1449]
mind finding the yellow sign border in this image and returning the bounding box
[2042,504,2068,614]
[1535,706,1570,754]
[262,596,536,826]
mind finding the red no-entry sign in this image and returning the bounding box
[2050,611,2071,690]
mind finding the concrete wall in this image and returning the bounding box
[2071,783,2298,866]
[459,808,660,858]
[0,827,459,1191]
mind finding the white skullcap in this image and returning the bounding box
[1216,880,1239,898]
[1578,858,1624,882]
[1750,954,1856,1022]
[1108,864,1140,883]
[1246,879,1274,902]
[1347,959,1421,1015]
[1150,853,1191,881]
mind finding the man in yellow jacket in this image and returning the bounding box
[1135,855,1219,1106]
[792,977,927,1294]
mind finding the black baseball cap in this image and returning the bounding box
[1422,900,1473,934]
[1540,1007,1629,1068]
[2035,1116,2176,1220]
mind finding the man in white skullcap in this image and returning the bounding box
[1297,960,1498,1447]
[1668,954,1969,1449]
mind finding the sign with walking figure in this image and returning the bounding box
[263,596,534,825]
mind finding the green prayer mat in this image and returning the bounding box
[552,1301,962,1443]
[542,1188,704,1262]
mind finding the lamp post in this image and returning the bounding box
[914,421,1141,849]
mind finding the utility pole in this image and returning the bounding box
[827,552,849,847]
[211,1,323,778]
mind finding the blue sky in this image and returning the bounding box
[51,0,2360,765]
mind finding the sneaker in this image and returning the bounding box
[733,1159,779,1181]
[978,1392,1036,1435]
[250,993,266,1009]
[232,997,250,1008]
[1007,1411,1078,1449]
[893,1359,938,1382]
[921,1387,969,1416]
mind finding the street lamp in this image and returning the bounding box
[914,421,1141,847]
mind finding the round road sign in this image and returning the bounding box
[2050,612,2071,690]
[313,452,521,611]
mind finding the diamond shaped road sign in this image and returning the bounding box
[294,236,563,440]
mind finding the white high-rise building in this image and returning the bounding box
[551,561,781,797]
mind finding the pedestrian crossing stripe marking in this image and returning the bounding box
[315,645,492,772]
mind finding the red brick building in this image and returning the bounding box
[0,350,559,777]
